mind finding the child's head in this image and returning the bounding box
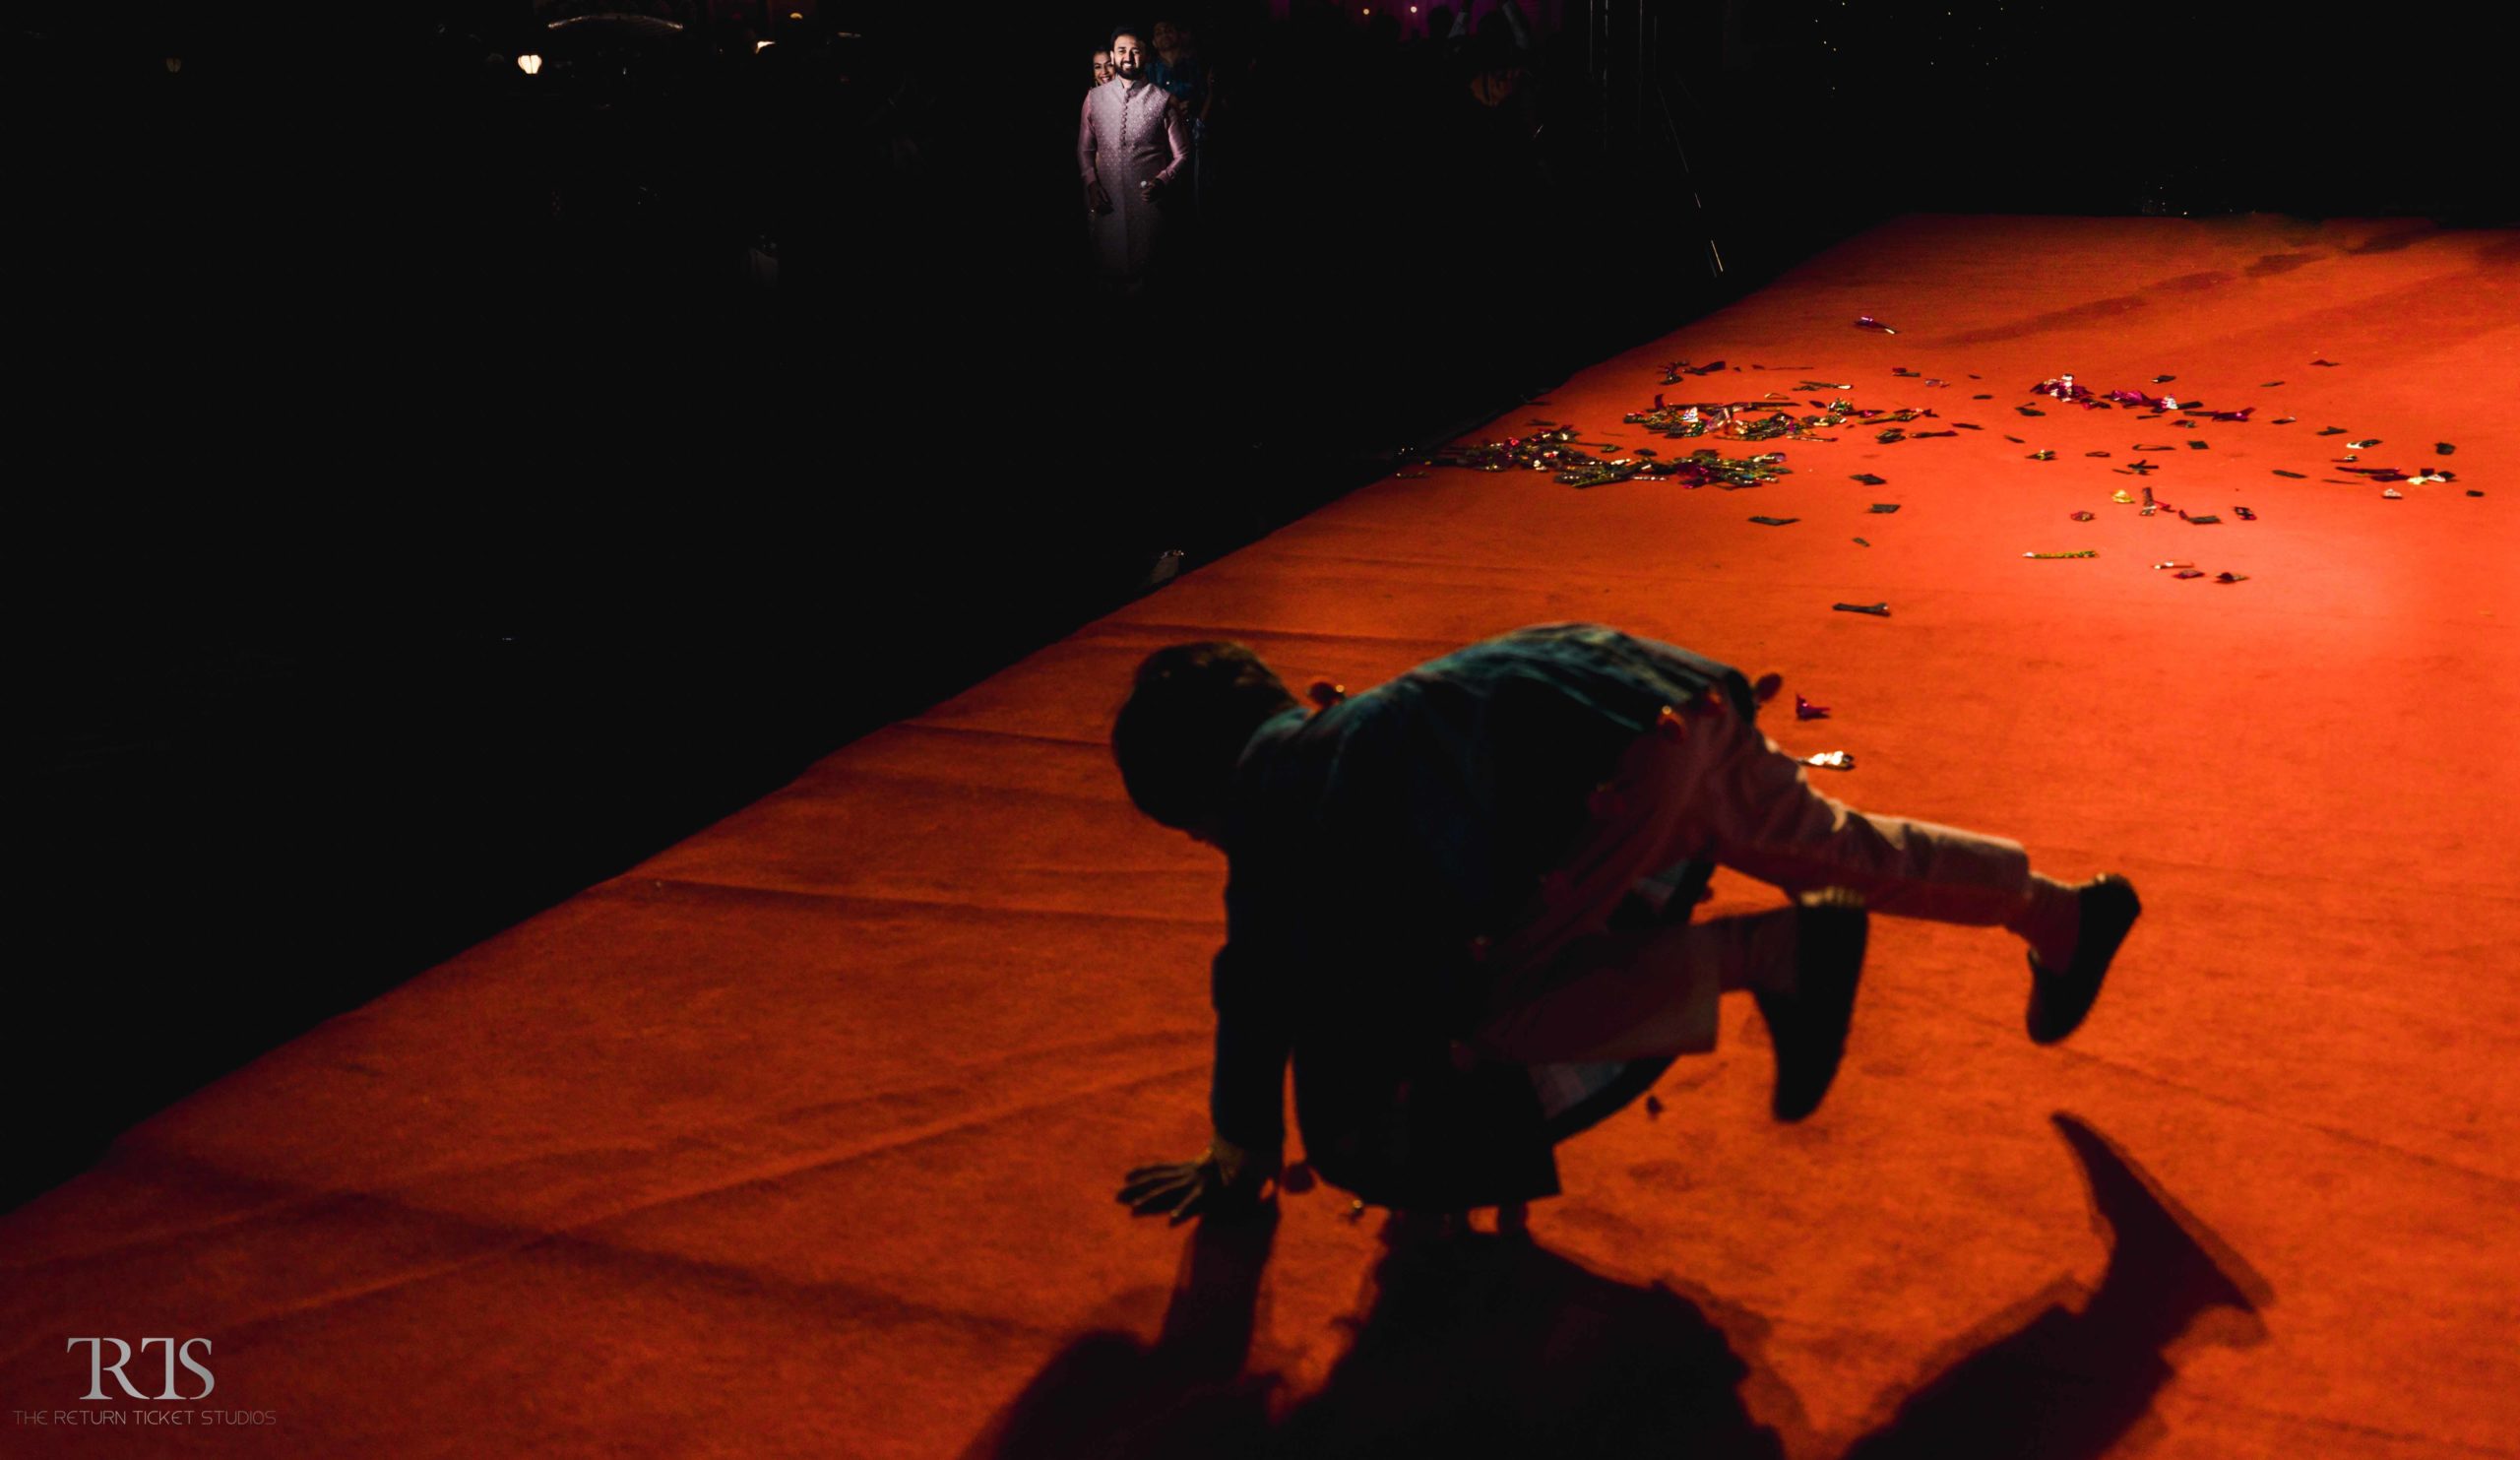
[1112,642,1298,837]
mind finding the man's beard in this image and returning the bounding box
[1118,62,1143,79]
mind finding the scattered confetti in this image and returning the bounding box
[1856,316,1898,333]
[1833,603,1891,617]
[1644,1095,1665,1118]
[1504,358,2460,583]
[2216,572,2249,583]
[2153,560,2194,570]
[2174,570,2205,579]
[1795,694,1831,721]
[1803,750,1857,770]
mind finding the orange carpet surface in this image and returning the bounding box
[6,215,2516,1459]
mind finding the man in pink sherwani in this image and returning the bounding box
[1079,29,1190,294]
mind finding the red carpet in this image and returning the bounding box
[6,215,2515,1459]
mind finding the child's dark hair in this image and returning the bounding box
[1112,642,1298,831]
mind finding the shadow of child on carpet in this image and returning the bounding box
[969,1112,2269,1459]
[1832,1112,2273,1460]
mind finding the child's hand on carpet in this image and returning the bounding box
[1116,1148,1269,1224]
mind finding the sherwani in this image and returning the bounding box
[1078,75,1189,288]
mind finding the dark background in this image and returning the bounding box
[12,0,2507,1211]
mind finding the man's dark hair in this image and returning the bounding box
[1112,642,1298,831]
[1109,23,1142,47]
